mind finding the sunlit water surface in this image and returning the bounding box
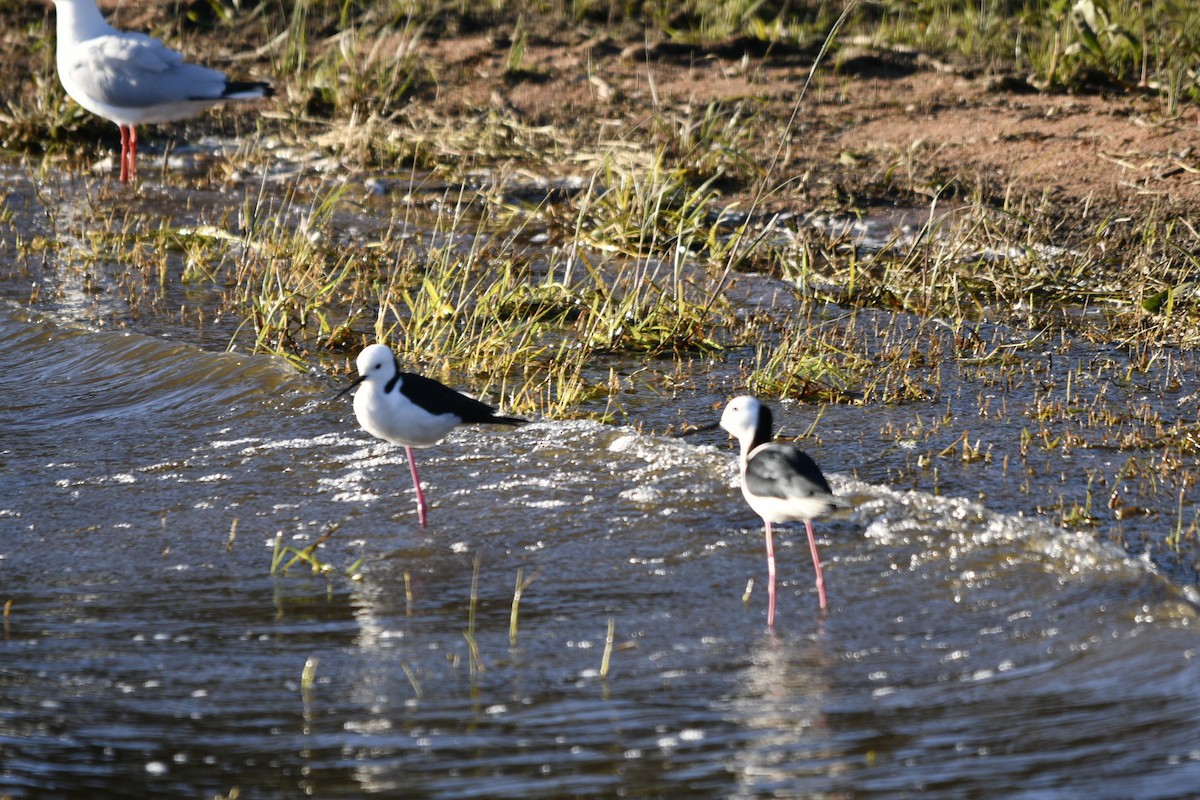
[3,166,1200,798]
[4,299,1200,799]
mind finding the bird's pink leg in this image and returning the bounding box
[405,446,428,528]
[806,519,827,610]
[764,521,777,628]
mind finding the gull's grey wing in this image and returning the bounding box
[63,33,229,109]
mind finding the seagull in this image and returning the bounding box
[336,343,525,528]
[719,395,846,626]
[50,0,274,183]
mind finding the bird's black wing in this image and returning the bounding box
[398,372,525,426]
[744,445,833,499]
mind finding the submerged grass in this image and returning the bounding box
[270,524,364,579]
[21,141,1200,423]
[124,148,761,416]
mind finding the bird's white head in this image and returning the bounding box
[719,395,763,442]
[720,395,778,461]
[335,343,398,401]
[355,343,398,382]
[50,0,110,42]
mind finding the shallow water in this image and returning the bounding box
[4,298,1200,798]
[4,166,1200,798]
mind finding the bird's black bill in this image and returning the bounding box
[334,374,366,401]
[671,421,721,438]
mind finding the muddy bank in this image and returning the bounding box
[5,3,1199,224]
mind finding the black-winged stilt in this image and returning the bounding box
[50,0,273,183]
[336,343,525,527]
[719,395,845,625]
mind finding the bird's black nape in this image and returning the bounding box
[752,403,775,450]
[384,353,404,395]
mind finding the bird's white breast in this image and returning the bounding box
[742,488,837,525]
[354,381,461,448]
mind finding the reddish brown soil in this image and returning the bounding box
[14,4,1200,219]
[416,30,1200,215]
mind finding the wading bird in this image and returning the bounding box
[719,395,845,626]
[51,0,273,183]
[336,343,525,527]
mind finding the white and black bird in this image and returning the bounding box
[719,395,845,625]
[336,343,525,527]
[50,0,274,183]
